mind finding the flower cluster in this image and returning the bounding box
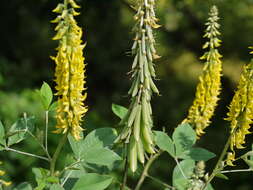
[116,0,160,172]
[183,6,222,137]
[225,62,253,166]
[51,0,87,140]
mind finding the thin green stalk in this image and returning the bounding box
[201,135,231,190]
[134,151,163,190]
[146,174,175,190]
[27,129,51,160]
[120,148,129,190]
[45,111,49,158]
[175,157,187,179]
[221,168,253,174]
[50,132,69,175]
[5,147,49,161]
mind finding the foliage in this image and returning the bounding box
[1,0,253,190]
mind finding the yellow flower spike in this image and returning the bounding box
[51,0,87,140]
[225,61,253,166]
[183,6,222,138]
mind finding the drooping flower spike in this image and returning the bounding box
[183,6,222,137]
[51,0,88,140]
[225,59,253,166]
[116,0,160,172]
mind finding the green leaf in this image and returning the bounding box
[49,101,58,112]
[205,184,215,190]
[72,173,113,190]
[112,104,128,119]
[215,173,229,180]
[181,148,216,161]
[14,182,33,190]
[242,150,253,169]
[32,168,58,190]
[50,184,64,190]
[69,128,118,159]
[172,159,195,190]
[244,159,253,169]
[172,123,196,157]
[0,120,6,146]
[84,147,122,167]
[40,82,53,110]
[154,131,175,157]
[7,116,35,146]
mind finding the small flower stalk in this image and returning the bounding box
[225,60,253,166]
[116,0,160,172]
[0,162,11,187]
[183,6,222,137]
[51,0,87,140]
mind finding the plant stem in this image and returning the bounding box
[175,157,187,179]
[120,151,128,190]
[61,170,73,187]
[45,111,49,157]
[27,130,51,160]
[146,174,175,189]
[5,147,49,161]
[59,159,82,176]
[50,132,68,175]
[134,150,162,190]
[221,168,253,174]
[201,135,231,190]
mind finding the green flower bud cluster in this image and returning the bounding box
[116,0,160,172]
[187,161,209,190]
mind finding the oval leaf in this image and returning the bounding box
[181,148,216,161]
[72,173,113,190]
[112,104,128,119]
[172,123,196,157]
[154,131,175,157]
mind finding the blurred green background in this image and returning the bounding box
[1,0,253,189]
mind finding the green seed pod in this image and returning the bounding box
[132,53,139,69]
[141,122,153,145]
[128,104,139,127]
[129,137,138,172]
[150,78,159,94]
[142,134,155,154]
[134,105,141,141]
[137,139,145,164]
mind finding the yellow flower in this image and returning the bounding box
[0,162,11,187]
[183,6,222,137]
[225,62,253,165]
[226,152,235,166]
[51,0,87,140]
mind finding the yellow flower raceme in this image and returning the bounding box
[183,6,222,137]
[0,162,11,187]
[225,63,253,166]
[51,0,87,140]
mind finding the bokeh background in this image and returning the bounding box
[0,0,253,189]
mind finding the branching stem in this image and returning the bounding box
[201,135,231,190]
[221,168,253,174]
[134,150,163,190]
[5,147,49,161]
[120,150,129,190]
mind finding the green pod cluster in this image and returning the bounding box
[117,0,160,172]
